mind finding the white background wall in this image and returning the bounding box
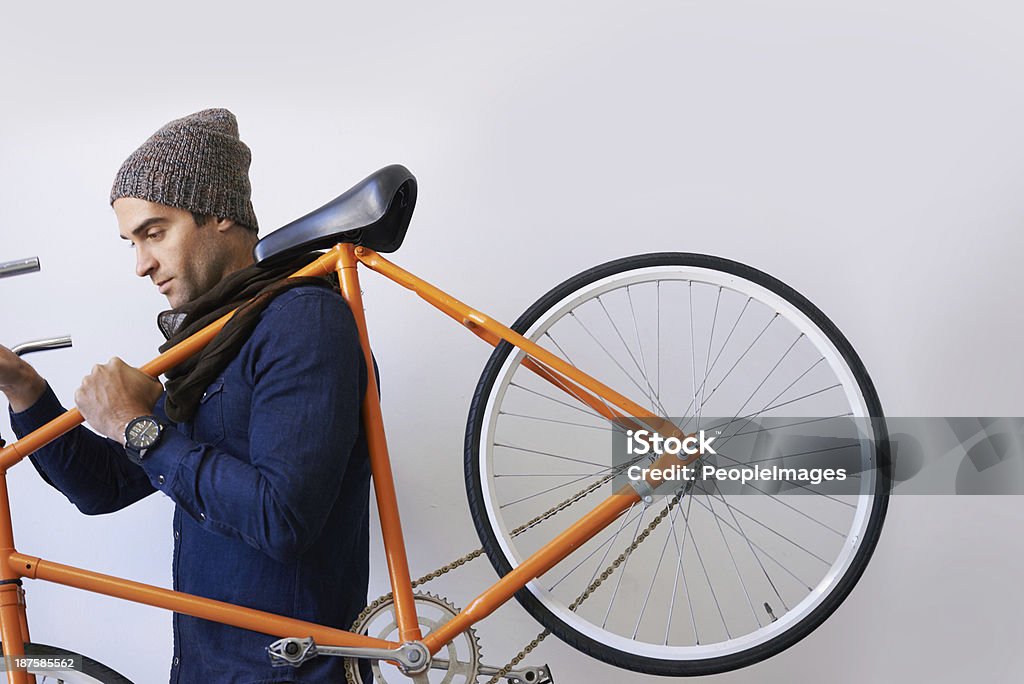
[1,1,1022,682]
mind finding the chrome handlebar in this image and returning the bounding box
[13,336,74,357]
[2,256,73,355]
[0,257,41,279]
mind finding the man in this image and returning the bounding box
[0,109,371,683]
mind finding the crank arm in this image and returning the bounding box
[432,658,553,684]
[12,336,73,357]
[267,636,430,674]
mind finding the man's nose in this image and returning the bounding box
[135,248,157,278]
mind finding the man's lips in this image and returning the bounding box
[156,278,173,294]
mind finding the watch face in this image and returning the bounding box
[127,418,160,449]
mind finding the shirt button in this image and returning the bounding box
[173,657,179,667]
[174,530,180,540]
[199,512,206,521]
[157,475,165,485]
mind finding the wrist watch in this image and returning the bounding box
[124,415,163,465]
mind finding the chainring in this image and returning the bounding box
[344,591,482,684]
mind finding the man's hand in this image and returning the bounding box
[75,358,163,445]
[0,345,47,412]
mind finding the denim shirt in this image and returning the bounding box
[10,287,371,683]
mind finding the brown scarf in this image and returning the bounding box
[157,253,336,423]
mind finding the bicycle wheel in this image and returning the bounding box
[464,253,889,676]
[0,642,132,683]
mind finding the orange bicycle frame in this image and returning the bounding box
[0,244,695,683]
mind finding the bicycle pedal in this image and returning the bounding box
[267,637,317,667]
[504,664,553,684]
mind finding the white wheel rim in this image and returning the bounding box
[477,264,878,661]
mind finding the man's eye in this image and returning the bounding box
[146,231,163,241]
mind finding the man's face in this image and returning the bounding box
[114,198,234,308]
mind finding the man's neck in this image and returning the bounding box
[221,245,257,280]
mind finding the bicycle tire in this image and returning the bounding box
[464,253,889,676]
[0,642,133,683]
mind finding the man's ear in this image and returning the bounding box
[214,217,238,233]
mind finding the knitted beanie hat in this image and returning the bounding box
[110,108,259,232]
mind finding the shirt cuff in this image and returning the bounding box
[8,382,65,437]
[138,428,191,492]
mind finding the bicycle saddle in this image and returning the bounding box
[254,164,417,265]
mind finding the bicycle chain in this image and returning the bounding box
[346,465,677,684]
[480,489,684,684]
[401,466,624,594]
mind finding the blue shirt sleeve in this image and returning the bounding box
[8,383,157,515]
[138,288,367,563]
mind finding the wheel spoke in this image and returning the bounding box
[683,489,731,638]
[704,475,791,611]
[569,310,670,418]
[548,505,649,592]
[689,481,816,590]
[679,296,753,418]
[497,410,618,431]
[544,330,620,420]
[699,483,762,626]
[665,497,699,645]
[601,504,649,628]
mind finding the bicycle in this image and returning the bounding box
[0,165,890,683]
